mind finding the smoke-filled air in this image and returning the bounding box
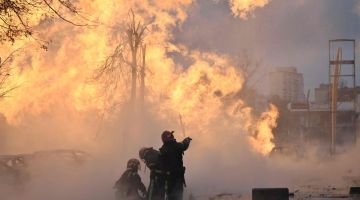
[1,0,360,200]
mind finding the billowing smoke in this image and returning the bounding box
[0,0,358,200]
[0,0,275,155]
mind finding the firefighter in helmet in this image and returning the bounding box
[159,130,192,200]
[114,158,147,200]
[139,147,165,200]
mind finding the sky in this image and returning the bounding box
[174,0,360,98]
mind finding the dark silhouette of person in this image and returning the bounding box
[139,147,165,200]
[159,130,192,200]
[114,158,147,200]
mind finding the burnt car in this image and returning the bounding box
[0,149,90,187]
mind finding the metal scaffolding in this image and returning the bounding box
[328,39,356,154]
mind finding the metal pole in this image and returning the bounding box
[329,40,332,154]
[354,40,357,144]
[353,40,356,111]
[331,48,341,155]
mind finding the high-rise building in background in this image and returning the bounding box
[314,83,329,104]
[269,67,305,102]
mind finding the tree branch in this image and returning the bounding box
[42,0,88,26]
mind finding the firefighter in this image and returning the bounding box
[159,130,192,200]
[114,158,147,200]
[139,147,165,200]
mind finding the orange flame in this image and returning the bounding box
[229,0,270,19]
[248,104,279,155]
[0,0,277,156]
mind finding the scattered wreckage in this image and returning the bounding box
[0,149,90,187]
[190,186,360,200]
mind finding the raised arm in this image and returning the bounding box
[179,137,192,151]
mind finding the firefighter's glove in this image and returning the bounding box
[184,137,192,143]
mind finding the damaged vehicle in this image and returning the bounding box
[0,149,90,187]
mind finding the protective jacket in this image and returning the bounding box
[143,148,166,200]
[159,138,191,200]
[114,169,147,200]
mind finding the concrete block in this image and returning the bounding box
[252,188,289,200]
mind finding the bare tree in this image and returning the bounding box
[95,10,147,109]
[228,50,264,111]
[233,50,261,93]
[0,0,87,44]
[127,10,146,106]
[0,49,20,97]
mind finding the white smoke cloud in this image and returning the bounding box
[1,1,360,200]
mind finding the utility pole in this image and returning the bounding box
[328,39,356,155]
[330,48,341,155]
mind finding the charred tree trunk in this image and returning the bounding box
[130,45,137,106]
[127,9,146,109]
[98,10,146,111]
[139,45,146,110]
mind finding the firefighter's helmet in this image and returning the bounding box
[127,158,141,170]
[139,147,152,160]
[161,130,175,143]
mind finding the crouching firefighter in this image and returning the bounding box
[139,147,165,200]
[114,158,147,200]
[160,130,192,200]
